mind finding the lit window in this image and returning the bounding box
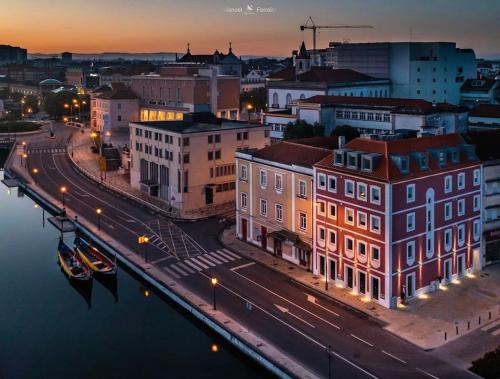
[357,182,367,201]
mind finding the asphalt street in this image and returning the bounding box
[21,126,477,379]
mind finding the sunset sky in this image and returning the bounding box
[1,0,500,57]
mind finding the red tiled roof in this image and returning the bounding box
[315,134,478,182]
[469,104,500,118]
[251,140,334,168]
[301,95,460,113]
[93,82,138,100]
[461,79,498,92]
[267,66,295,80]
[288,136,340,150]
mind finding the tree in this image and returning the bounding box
[240,87,266,112]
[43,91,79,120]
[470,346,500,379]
[283,120,325,140]
[330,124,360,142]
[22,95,39,115]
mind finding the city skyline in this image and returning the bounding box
[2,0,500,58]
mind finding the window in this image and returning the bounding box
[260,199,267,216]
[259,170,267,187]
[407,212,415,232]
[474,195,480,211]
[357,211,367,229]
[444,176,452,193]
[473,219,480,241]
[183,153,190,164]
[458,173,465,190]
[457,224,465,247]
[208,135,213,143]
[241,192,247,209]
[240,165,248,181]
[457,199,465,216]
[275,204,283,222]
[370,215,381,234]
[357,183,367,201]
[407,184,415,203]
[298,180,307,198]
[328,176,337,192]
[406,241,415,265]
[183,137,190,146]
[328,230,336,247]
[444,228,452,252]
[318,173,326,190]
[370,186,381,205]
[328,203,337,219]
[299,212,307,230]
[345,237,354,253]
[317,200,326,215]
[208,151,214,161]
[345,180,355,197]
[358,241,367,256]
[473,169,480,186]
[444,202,452,221]
[215,134,221,143]
[371,245,380,261]
[117,115,122,121]
[345,208,354,225]
[215,150,221,160]
[273,174,283,192]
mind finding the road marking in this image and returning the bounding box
[481,319,500,332]
[231,270,341,330]
[416,368,439,379]
[305,294,340,317]
[215,249,237,261]
[221,248,241,259]
[189,257,210,270]
[382,350,407,364]
[210,251,230,263]
[196,255,216,267]
[162,266,180,279]
[116,215,136,223]
[177,262,195,274]
[274,304,316,328]
[184,260,203,271]
[170,264,188,277]
[196,271,377,379]
[350,334,374,347]
[230,262,256,271]
[150,256,171,264]
[202,253,223,265]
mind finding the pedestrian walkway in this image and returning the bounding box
[27,147,67,154]
[220,224,500,352]
[161,249,242,279]
[481,319,500,337]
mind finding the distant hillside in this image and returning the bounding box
[29,52,179,61]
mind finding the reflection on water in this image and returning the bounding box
[0,171,272,379]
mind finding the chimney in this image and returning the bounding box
[338,135,346,149]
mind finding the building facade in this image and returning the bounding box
[129,113,269,216]
[460,79,500,108]
[313,134,482,308]
[235,139,334,269]
[468,104,500,130]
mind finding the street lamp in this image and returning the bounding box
[32,168,38,184]
[60,186,67,207]
[246,103,253,122]
[96,208,102,230]
[211,277,218,310]
[22,153,27,168]
[138,235,149,262]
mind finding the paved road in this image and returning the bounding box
[22,126,477,379]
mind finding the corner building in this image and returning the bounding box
[313,134,482,308]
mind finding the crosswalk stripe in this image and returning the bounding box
[189,257,210,270]
[492,328,500,336]
[162,266,180,279]
[222,248,241,259]
[184,260,203,271]
[210,251,230,263]
[481,320,500,332]
[178,262,195,274]
[216,249,236,261]
[196,255,216,267]
[170,264,188,276]
[204,253,224,265]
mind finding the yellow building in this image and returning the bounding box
[235,137,337,269]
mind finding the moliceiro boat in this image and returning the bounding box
[58,239,92,281]
[74,237,117,275]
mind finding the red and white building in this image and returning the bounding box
[313,134,482,308]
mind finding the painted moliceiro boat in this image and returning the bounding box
[74,237,117,275]
[58,239,92,281]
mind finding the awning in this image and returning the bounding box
[267,229,311,251]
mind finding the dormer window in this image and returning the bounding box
[333,151,344,166]
[362,156,372,172]
[447,147,459,164]
[420,154,429,170]
[391,155,410,174]
[347,152,360,170]
[400,157,409,172]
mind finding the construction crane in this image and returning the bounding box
[300,17,373,52]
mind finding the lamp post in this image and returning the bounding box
[96,208,102,230]
[246,103,253,122]
[138,236,150,262]
[60,186,67,207]
[32,168,38,185]
[211,277,218,310]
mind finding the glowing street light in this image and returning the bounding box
[211,277,218,310]
[21,153,27,168]
[32,168,39,184]
[96,208,102,230]
[60,186,67,207]
[138,235,149,262]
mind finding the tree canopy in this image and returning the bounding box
[330,124,360,142]
[283,120,325,140]
[240,87,266,112]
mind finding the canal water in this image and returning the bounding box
[0,169,271,379]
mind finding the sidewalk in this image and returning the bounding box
[70,130,235,220]
[221,224,500,351]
